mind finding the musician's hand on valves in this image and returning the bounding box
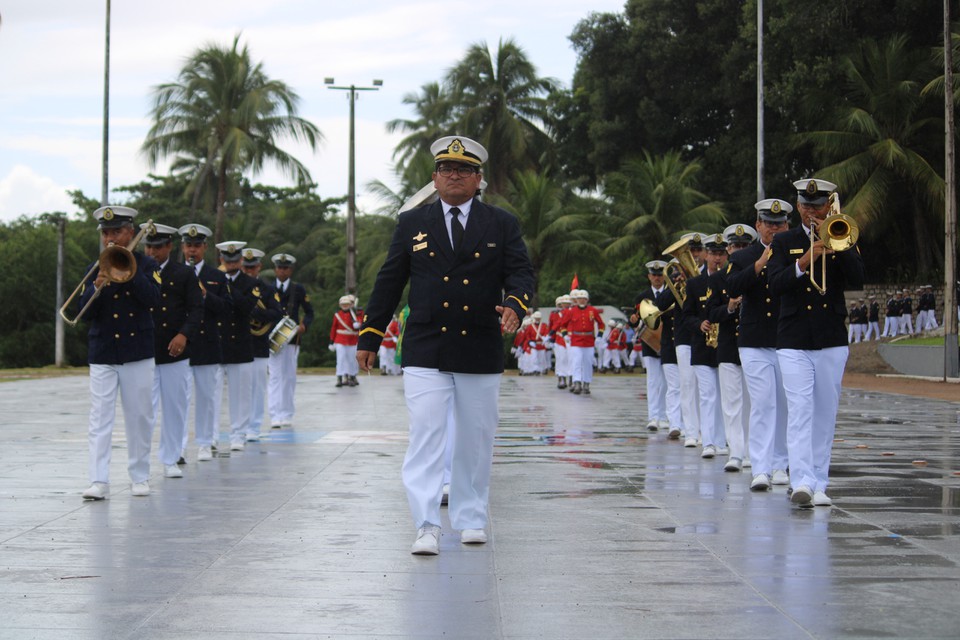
[700,319,712,334]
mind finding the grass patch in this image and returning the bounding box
[890,336,959,346]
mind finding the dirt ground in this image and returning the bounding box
[842,340,959,401]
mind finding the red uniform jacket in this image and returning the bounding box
[381,319,399,349]
[330,308,364,346]
[522,321,550,350]
[548,310,567,348]
[556,305,604,347]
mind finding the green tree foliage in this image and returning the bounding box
[141,34,322,243]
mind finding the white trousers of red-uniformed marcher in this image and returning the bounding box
[718,362,748,460]
[378,346,400,374]
[222,362,254,446]
[248,356,269,437]
[152,360,190,466]
[569,346,595,383]
[334,343,358,376]
[662,363,683,431]
[642,355,666,423]
[778,347,848,492]
[401,367,500,531]
[88,358,155,484]
[693,364,724,448]
[188,364,221,447]
[675,345,700,440]
[739,347,788,476]
[268,344,298,425]
[554,344,570,378]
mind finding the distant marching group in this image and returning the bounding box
[846,286,942,343]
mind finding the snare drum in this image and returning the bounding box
[268,316,299,354]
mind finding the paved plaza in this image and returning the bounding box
[0,372,958,639]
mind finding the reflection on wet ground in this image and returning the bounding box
[0,374,957,639]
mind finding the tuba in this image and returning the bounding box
[810,192,859,294]
[662,238,700,306]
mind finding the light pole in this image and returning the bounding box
[325,78,382,296]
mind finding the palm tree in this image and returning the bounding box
[142,34,322,242]
[445,39,560,195]
[798,36,944,276]
[386,82,455,177]
[602,151,727,263]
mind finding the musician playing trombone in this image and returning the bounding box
[766,179,864,509]
[80,206,162,500]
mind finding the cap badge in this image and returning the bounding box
[103,208,114,221]
[735,225,744,236]
[771,201,781,213]
[447,139,464,156]
[413,232,427,242]
[806,180,818,195]
[228,244,237,253]
[244,250,254,259]
[189,226,198,237]
[692,234,701,243]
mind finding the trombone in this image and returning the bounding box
[809,193,858,295]
[59,220,154,326]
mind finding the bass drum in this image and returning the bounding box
[268,316,300,355]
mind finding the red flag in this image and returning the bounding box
[570,273,579,291]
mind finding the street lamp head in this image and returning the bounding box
[324,77,335,85]
[372,79,383,87]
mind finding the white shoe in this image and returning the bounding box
[742,458,752,469]
[668,426,681,440]
[700,445,716,459]
[646,419,659,432]
[461,529,488,544]
[131,481,150,497]
[771,469,790,485]
[790,485,813,507]
[197,445,213,461]
[723,457,742,472]
[246,433,260,442]
[411,525,440,555]
[163,464,183,478]
[230,441,245,452]
[750,473,770,492]
[82,482,109,500]
[683,437,697,448]
[813,491,833,507]
[716,447,729,456]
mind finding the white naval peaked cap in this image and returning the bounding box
[215,240,246,260]
[94,205,137,229]
[271,253,297,266]
[178,223,213,241]
[430,136,488,166]
[793,178,838,205]
[723,224,758,244]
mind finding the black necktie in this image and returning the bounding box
[451,207,464,251]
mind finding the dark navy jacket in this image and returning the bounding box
[706,266,741,365]
[80,252,161,365]
[358,199,534,374]
[277,280,314,347]
[680,272,716,367]
[188,262,230,367]
[251,280,284,358]
[726,242,780,349]
[152,259,203,365]
[766,225,865,350]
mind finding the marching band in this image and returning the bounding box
[75,177,941,513]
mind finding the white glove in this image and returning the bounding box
[528,341,536,347]
[328,343,335,352]
[353,322,361,329]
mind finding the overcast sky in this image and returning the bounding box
[0,0,626,223]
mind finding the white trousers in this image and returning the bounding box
[739,348,788,475]
[718,363,748,460]
[152,360,190,466]
[848,323,863,343]
[676,345,700,440]
[899,314,914,334]
[864,321,880,340]
[642,356,666,422]
[693,365,724,448]
[569,346,595,383]
[402,367,500,530]
[662,363,683,431]
[268,344,298,425]
[378,346,400,374]
[536,349,550,372]
[335,343,359,376]
[189,364,221,447]
[881,316,898,337]
[249,357,269,435]
[88,358,155,484]
[554,346,570,377]
[778,347,848,492]
[222,362,254,445]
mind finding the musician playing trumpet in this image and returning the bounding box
[80,206,162,500]
[766,179,864,509]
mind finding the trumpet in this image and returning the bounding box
[59,221,154,326]
[662,237,700,306]
[809,193,859,295]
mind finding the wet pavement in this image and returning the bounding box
[0,372,958,639]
